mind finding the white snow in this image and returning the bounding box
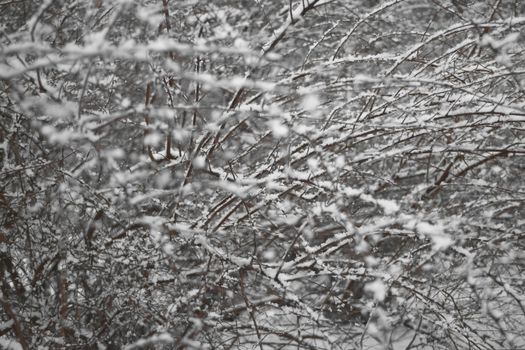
[416,221,443,235]
[365,279,387,302]
[194,235,251,267]
[481,32,520,50]
[302,94,320,111]
[143,132,163,146]
[431,234,454,251]
[376,199,400,215]
[268,119,289,138]
[416,221,453,250]
[334,155,345,168]
[0,338,23,350]
[192,156,206,169]
[263,248,277,260]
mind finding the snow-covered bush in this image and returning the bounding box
[1,1,524,349]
